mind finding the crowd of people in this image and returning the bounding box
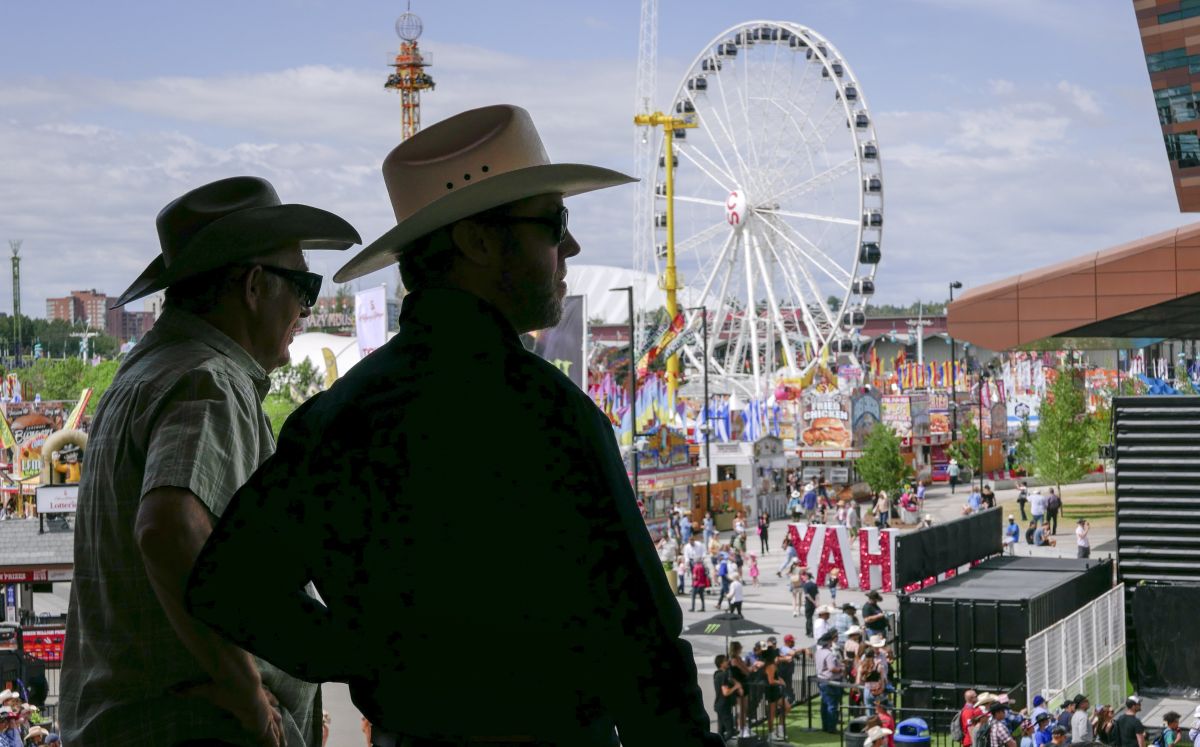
[955,691,1176,747]
[0,688,56,746]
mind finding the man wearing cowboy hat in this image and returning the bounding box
[187,106,722,746]
[61,176,360,747]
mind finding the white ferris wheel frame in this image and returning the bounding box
[639,20,884,398]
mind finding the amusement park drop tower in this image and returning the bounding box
[385,3,435,141]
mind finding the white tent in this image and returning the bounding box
[287,331,395,379]
[564,264,705,324]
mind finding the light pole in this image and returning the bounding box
[611,286,640,497]
[948,281,962,442]
[686,305,712,514]
[978,365,992,494]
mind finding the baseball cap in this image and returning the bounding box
[1033,695,1046,707]
[1052,726,1067,737]
[989,702,1008,714]
[1126,696,1142,708]
[783,634,795,644]
[1073,694,1089,706]
[1035,713,1051,724]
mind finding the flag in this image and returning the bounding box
[64,388,93,430]
[634,313,671,364]
[636,311,686,378]
[0,412,14,452]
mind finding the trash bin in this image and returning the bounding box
[895,717,931,745]
[845,716,870,747]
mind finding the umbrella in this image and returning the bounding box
[683,612,777,653]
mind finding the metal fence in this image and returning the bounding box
[1026,585,1126,710]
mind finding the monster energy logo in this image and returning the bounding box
[705,624,721,634]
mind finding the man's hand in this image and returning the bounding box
[181,681,283,747]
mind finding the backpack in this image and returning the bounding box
[1152,728,1172,747]
[1047,494,1062,512]
[972,720,992,747]
[950,712,965,743]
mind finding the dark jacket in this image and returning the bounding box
[187,288,720,747]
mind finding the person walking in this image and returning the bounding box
[690,559,710,612]
[789,562,804,618]
[1016,482,1029,521]
[874,492,891,529]
[1046,489,1062,535]
[948,458,961,494]
[802,570,820,637]
[715,553,732,609]
[185,105,723,747]
[1030,488,1047,527]
[757,514,770,555]
[748,553,760,587]
[788,491,802,523]
[60,176,361,747]
[727,573,744,617]
[703,511,716,547]
[776,536,798,577]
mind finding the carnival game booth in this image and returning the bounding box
[708,436,790,521]
[630,424,708,540]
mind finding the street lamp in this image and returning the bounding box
[686,305,712,514]
[978,364,993,494]
[948,281,963,442]
[610,286,640,497]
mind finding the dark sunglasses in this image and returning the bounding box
[478,206,569,245]
[254,265,323,308]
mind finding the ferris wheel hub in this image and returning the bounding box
[725,189,748,226]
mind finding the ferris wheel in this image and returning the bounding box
[639,21,883,397]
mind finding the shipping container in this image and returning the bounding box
[899,560,1114,695]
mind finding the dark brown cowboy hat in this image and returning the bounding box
[112,176,361,308]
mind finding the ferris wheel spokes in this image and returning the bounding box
[762,156,858,209]
[749,232,799,373]
[674,144,736,192]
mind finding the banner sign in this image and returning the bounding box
[36,484,78,514]
[786,523,897,591]
[929,390,950,439]
[22,627,65,663]
[4,402,67,477]
[881,395,912,440]
[909,394,931,440]
[530,295,586,389]
[800,388,851,448]
[636,426,692,473]
[850,390,882,447]
[354,286,388,358]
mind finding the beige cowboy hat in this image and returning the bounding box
[845,625,863,637]
[24,726,48,741]
[112,176,361,308]
[868,634,888,647]
[976,692,997,706]
[335,104,635,282]
[866,726,893,745]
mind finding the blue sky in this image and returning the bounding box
[0,0,1189,316]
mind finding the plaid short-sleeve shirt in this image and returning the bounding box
[60,308,319,747]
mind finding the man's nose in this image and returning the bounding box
[560,229,581,260]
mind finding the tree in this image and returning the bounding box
[1032,367,1094,494]
[947,417,982,482]
[857,422,911,498]
[1012,415,1036,475]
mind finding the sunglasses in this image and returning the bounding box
[478,206,569,245]
[255,265,323,308]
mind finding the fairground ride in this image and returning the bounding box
[635,20,884,398]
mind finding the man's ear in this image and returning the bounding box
[238,265,270,313]
[451,220,495,268]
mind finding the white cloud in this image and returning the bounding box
[0,44,1191,322]
[1056,80,1103,117]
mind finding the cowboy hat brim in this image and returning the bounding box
[334,162,634,283]
[112,203,360,308]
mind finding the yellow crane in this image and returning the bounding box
[634,111,697,403]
